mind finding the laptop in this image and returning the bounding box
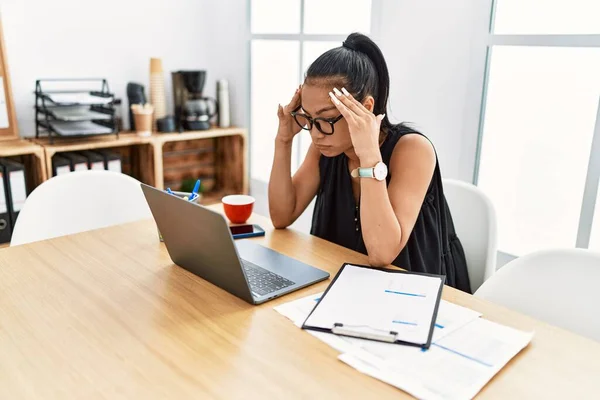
[141,184,330,304]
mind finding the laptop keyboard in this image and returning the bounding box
[241,259,295,296]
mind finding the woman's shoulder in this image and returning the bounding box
[385,123,435,158]
[387,123,437,183]
[394,122,422,136]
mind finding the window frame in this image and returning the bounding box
[248,0,382,180]
[474,0,600,253]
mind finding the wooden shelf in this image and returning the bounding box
[0,138,48,188]
[0,129,248,245]
[149,128,248,195]
[30,132,153,153]
[0,138,44,158]
[152,127,248,144]
[25,126,248,204]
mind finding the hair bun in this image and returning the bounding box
[342,40,357,51]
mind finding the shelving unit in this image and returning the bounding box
[30,127,248,206]
[32,132,154,186]
[152,127,248,198]
[0,139,47,193]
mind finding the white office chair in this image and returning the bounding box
[443,178,498,293]
[475,248,600,342]
[11,170,152,246]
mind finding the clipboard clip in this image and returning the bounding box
[332,323,398,343]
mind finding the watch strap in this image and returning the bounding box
[351,167,375,178]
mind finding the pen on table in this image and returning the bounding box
[166,188,174,195]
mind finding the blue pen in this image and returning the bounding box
[188,179,201,202]
[166,188,174,195]
[192,179,201,196]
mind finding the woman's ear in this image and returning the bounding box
[363,95,375,112]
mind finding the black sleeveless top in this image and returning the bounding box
[310,125,472,293]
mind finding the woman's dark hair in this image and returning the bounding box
[305,32,394,135]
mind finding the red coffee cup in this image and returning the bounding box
[222,194,255,224]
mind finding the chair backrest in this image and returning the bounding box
[11,170,152,246]
[442,178,498,292]
[475,248,600,342]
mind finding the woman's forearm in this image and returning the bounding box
[359,158,403,266]
[268,138,296,228]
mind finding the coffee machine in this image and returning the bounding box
[172,70,217,131]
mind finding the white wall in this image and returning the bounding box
[375,0,492,182]
[1,0,249,136]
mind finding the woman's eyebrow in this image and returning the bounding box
[315,105,338,115]
[300,104,337,116]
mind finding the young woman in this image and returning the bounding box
[268,33,471,293]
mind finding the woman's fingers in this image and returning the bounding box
[329,91,355,123]
[285,84,302,111]
[333,87,370,117]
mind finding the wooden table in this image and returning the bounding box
[1,207,599,399]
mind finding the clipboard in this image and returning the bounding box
[301,263,445,349]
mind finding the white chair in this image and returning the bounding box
[443,178,498,293]
[475,248,600,342]
[11,170,152,246]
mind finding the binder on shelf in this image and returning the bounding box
[0,158,27,230]
[96,149,122,173]
[0,163,12,243]
[302,264,445,349]
[52,154,72,176]
[62,152,89,172]
[78,151,105,170]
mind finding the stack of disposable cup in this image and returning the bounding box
[149,58,167,120]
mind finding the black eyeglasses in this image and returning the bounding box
[290,106,344,135]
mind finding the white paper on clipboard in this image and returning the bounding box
[0,77,9,128]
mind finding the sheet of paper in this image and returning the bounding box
[432,300,482,341]
[275,292,531,399]
[274,292,323,328]
[49,120,114,136]
[303,265,443,345]
[273,292,357,352]
[46,93,112,105]
[341,318,534,400]
[50,106,112,121]
[274,292,479,346]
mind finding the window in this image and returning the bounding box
[250,0,373,182]
[476,1,600,256]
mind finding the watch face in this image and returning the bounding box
[374,162,388,181]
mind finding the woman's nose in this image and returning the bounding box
[310,126,326,140]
